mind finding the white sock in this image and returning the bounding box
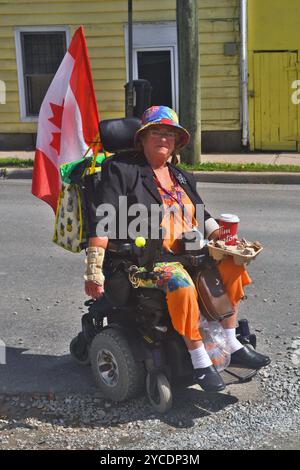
[189,345,212,369]
[224,328,244,354]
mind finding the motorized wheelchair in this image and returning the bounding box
[69,118,258,414]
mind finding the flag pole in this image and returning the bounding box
[126,0,134,117]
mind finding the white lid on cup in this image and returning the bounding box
[220,213,240,223]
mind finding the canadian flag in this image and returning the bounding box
[32,26,100,212]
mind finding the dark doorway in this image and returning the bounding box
[137,50,173,108]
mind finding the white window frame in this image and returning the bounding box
[124,22,179,112]
[15,26,70,122]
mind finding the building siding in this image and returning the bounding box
[0,0,241,138]
[199,0,240,131]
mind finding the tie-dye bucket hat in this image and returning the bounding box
[134,106,190,148]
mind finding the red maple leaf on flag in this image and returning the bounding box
[48,100,65,154]
[49,132,61,154]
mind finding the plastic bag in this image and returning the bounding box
[200,319,231,372]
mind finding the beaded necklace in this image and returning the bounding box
[153,171,184,210]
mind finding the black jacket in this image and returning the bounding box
[87,152,214,263]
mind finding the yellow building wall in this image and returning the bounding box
[248,0,300,150]
[199,0,240,131]
[248,0,300,51]
[0,0,241,135]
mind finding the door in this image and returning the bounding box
[252,51,298,150]
[136,49,173,108]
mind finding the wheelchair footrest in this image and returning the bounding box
[220,365,257,385]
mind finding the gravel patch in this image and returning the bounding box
[0,347,299,450]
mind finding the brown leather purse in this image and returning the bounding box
[194,263,234,321]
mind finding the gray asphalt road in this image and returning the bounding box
[0,180,299,395]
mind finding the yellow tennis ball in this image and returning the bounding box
[135,236,146,248]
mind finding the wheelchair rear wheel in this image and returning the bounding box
[90,328,145,402]
[146,372,172,414]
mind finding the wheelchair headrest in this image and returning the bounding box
[99,117,141,153]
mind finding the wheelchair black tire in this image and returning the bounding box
[146,373,172,414]
[90,328,145,402]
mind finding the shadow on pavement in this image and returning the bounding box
[0,347,239,430]
[0,346,96,394]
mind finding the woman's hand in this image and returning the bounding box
[85,280,105,299]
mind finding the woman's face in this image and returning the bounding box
[140,125,178,164]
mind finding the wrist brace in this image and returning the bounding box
[84,246,105,285]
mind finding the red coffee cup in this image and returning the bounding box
[219,214,240,245]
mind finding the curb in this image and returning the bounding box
[0,168,33,179]
[1,168,300,184]
[193,171,300,185]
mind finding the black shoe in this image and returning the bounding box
[230,346,271,370]
[193,365,226,392]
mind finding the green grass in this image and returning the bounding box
[0,158,34,168]
[179,162,300,172]
[1,157,300,173]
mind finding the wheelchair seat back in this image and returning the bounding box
[99,117,141,154]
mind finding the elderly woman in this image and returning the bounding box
[85,106,270,393]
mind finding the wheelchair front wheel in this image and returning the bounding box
[70,332,90,366]
[146,372,172,414]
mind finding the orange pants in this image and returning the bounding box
[137,257,252,341]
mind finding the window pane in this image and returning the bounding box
[26,74,54,116]
[21,32,67,116]
[137,50,172,108]
[21,32,66,74]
